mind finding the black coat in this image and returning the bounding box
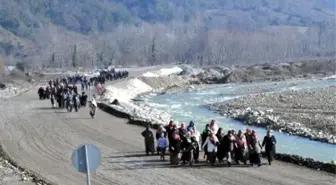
[262,136,276,153]
[170,138,181,153]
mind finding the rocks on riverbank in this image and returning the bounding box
[206,86,336,144]
[179,59,336,85]
[219,107,336,144]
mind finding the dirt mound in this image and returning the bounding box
[220,69,253,83]
[138,76,188,89]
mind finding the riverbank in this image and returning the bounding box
[99,74,189,126]
[98,99,336,174]
[97,69,336,174]
[98,100,336,174]
[206,85,336,144]
[186,59,336,85]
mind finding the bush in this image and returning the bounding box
[8,70,29,80]
[15,61,31,72]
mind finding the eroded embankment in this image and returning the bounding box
[100,74,190,126]
[97,75,336,174]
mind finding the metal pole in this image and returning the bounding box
[85,145,91,185]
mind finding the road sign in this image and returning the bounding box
[72,144,101,185]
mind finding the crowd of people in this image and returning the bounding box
[142,120,277,167]
[37,69,129,112]
[38,77,90,111]
[91,70,129,85]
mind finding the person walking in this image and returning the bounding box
[262,130,277,165]
[141,125,155,156]
[157,132,168,161]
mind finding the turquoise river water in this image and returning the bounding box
[146,79,336,162]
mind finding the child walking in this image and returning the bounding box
[157,132,168,161]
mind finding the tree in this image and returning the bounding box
[15,61,26,72]
[71,45,77,68]
[0,57,5,80]
[149,37,157,66]
[50,52,56,68]
[96,52,104,68]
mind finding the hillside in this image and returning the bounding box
[0,0,335,68]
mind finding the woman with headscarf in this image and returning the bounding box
[169,131,181,165]
[222,130,235,166]
[190,129,200,163]
[179,123,188,139]
[249,130,262,167]
[202,132,219,165]
[187,122,201,163]
[201,124,211,159]
[187,121,195,132]
[216,128,226,163]
[234,130,248,165]
[262,130,277,165]
[156,124,167,155]
[245,128,253,164]
[181,132,194,165]
[141,125,155,155]
[165,120,175,149]
[209,119,219,134]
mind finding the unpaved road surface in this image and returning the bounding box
[0,88,335,185]
[1,64,336,185]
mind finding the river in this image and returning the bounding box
[145,79,336,162]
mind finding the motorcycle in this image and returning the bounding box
[88,101,97,118]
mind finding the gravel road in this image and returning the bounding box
[0,88,335,185]
[1,65,336,185]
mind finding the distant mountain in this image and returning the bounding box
[0,0,335,67]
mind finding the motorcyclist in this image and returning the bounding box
[89,94,97,118]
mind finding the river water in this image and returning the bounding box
[146,79,336,162]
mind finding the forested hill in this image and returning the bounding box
[2,0,335,35]
[0,0,335,68]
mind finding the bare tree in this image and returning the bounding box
[0,57,5,80]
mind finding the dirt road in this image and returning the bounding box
[0,87,334,185]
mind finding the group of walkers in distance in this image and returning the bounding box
[142,119,277,167]
[36,68,129,118]
[38,76,94,113]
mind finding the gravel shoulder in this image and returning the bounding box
[0,87,335,185]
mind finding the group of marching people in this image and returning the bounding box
[142,119,277,167]
[37,77,98,118]
[91,70,129,85]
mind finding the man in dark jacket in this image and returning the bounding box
[142,125,155,155]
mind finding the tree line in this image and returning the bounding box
[3,19,335,70]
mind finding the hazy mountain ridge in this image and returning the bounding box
[0,0,335,67]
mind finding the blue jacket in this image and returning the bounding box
[187,121,195,132]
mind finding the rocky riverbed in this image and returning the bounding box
[206,86,336,144]
[180,59,336,85]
